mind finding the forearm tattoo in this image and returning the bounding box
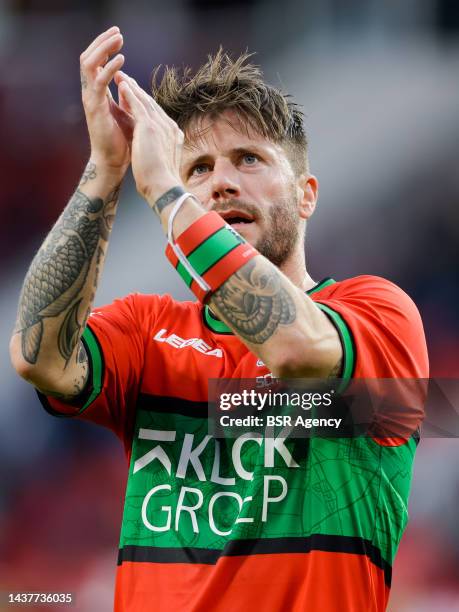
[15,165,120,369]
[211,258,296,344]
[79,161,96,186]
[153,185,185,215]
[39,340,89,401]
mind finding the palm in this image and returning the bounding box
[89,96,130,168]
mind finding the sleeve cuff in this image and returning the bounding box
[36,324,105,418]
[315,301,356,388]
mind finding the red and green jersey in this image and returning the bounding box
[39,275,429,612]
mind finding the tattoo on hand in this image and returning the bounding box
[153,186,185,215]
[15,178,120,364]
[80,70,88,90]
[211,259,296,344]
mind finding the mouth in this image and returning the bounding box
[218,210,255,227]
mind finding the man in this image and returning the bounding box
[10,26,428,612]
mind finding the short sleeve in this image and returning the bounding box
[313,276,429,445]
[37,293,168,447]
[314,276,429,379]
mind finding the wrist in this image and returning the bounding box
[87,156,130,182]
[77,159,126,201]
[145,177,183,210]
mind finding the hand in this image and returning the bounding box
[80,26,133,173]
[114,71,184,205]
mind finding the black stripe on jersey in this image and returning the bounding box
[137,393,209,418]
[118,534,392,587]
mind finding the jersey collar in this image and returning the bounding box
[203,277,336,335]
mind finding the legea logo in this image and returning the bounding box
[153,328,223,358]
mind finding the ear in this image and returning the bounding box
[297,174,318,220]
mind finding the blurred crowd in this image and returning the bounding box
[0,1,458,610]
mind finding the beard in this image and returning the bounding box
[255,193,300,267]
[213,185,301,268]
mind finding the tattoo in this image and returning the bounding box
[77,340,87,364]
[328,358,343,378]
[154,185,185,215]
[211,259,296,344]
[80,70,88,90]
[101,185,120,238]
[37,341,89,401]
[79,162,97,186]
[15,181,120,364]
[58,299,83,365]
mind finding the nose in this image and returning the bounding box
[211,159,241,202]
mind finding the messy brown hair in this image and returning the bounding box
[151,49,308,175]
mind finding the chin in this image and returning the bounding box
[231,222,257,244]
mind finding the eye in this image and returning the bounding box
[190,163,210,177]
[241,153,259,166]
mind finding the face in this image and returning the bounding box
[180,111,313,268]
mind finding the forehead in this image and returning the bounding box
[182,110,286,161]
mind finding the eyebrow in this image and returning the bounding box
[185,153,212,170]
[184,146,270,172]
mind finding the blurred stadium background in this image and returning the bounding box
[0,0,458,610]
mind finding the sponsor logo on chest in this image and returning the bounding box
[153,328,223,358]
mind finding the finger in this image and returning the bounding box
[80,26,120,62]
[148,92,183,140]
[116,84,130,113]
[94,54,125,91]
[149,94,175,125]
[117,71,153,115]
[122,72,170,125]
[117,72,148,101]
[119,72,182,143]
[83,33,123,75]
[117,71,181,147]
[113,70,123,87]
[107,86,130,118]
[118,80,147,119]
[126,75,174,125]
[108,94,134,143]
[114,69,129,87]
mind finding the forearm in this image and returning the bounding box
[154,192,341,378]
[10,161,124,391]
[209,257,340,377]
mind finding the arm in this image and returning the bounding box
[163,211,341,378]
[10,26,132,399]
[10,164,122,398]
[210,258,342,378]
[115,73,342,379]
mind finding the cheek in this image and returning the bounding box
[247,171,287,201]
[257,174,295,211]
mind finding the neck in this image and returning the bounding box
[279,245,315,292]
